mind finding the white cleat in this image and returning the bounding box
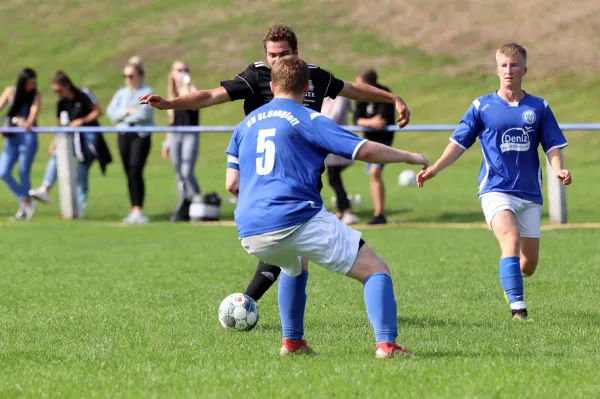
[14,201,35,221]
[29,187,50,204]
[124,211,149,224]
[341,212,360,225]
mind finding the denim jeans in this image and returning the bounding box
[170,132,200,200]
[0,133,38,201]
[42,133,96,207]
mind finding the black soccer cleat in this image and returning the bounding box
[367,214,387,225]
[511,308,528,321]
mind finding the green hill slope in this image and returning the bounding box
[2,0,599,125]
[1,1,599,222]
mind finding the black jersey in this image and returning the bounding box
[56,88,99,127]
[354,84,396,143]
[172,109,199,127]
[220,61,345,116]
[220,61,346,192]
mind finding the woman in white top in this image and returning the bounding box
[322,96,359,225]
[107,61,155,224]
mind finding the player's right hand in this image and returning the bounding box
[556,169,572,185]
[138,94,171,110]
[416,166,437,188]
[406,153,429,168]
[394,98,411,129]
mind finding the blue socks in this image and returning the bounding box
[363,273,398,343]
[278,270,308,340]
[499,256,525,309]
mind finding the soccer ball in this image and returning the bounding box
[218,293,259,331]
[398,169,417,187]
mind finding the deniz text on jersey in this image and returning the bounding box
[246,109,300,128]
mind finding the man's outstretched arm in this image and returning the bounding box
[139,86,230,110]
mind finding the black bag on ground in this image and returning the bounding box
[190,192,222,221]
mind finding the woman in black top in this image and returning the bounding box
[30,71,110,217]
[0,68,41,220]
[163,60,201,222]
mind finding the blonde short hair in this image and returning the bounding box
[496,42,527,65]
[271,55,309,95]
[128,55,144,67]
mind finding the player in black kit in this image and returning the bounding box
[140,24,412,304]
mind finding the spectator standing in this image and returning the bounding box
[323,96,359,224]
[0,68,40,220]
[107,60,154,224]
[163,60,201,222]
[30,72,111,217]
[354,69,396,225]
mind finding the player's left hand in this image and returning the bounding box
[416,166,437,188]
[22,119,35,131]
[15,117,31,130]
[394,98,411,128]
[556,169,572,185]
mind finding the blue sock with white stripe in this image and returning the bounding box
[363,273,398,343]
[499,257,525,309]
[278,270,308,340]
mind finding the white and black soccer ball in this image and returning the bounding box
[398,169,417,187]
[218,293,259,331]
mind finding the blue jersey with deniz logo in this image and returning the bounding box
[450,91,567,204]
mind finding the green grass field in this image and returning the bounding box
[1,1,600,397]
[1,223,599,398]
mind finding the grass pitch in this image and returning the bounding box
[1,223,599,398]
[1,1,599,397]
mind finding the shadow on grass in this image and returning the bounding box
[354,208,412,220]
[406,211,485,224]
[254,323,283,333]
[397,315,489,329]
[148,212,174,222]
[83,211,174,222]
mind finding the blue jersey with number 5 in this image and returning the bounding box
[226,98,366,237]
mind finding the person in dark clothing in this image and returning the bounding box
[354,69,396,225]
[30,71,111,217]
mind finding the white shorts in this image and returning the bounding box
[240,208,362,277]
[480,192,542,238]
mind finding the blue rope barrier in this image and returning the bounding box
[2,124,600,134]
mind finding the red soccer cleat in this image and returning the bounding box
[279,338,317,356]
[375,342,413,359]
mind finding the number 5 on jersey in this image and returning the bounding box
[256,128,276,175]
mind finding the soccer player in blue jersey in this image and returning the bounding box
[141,24,412,306]
[417,43,572,321]
[226,56,429,357]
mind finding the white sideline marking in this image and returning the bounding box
[1,220,599,231]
